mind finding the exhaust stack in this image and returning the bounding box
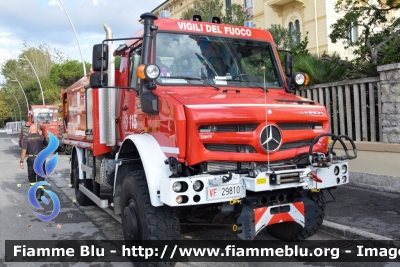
[98,23,116,146]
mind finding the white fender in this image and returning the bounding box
[116,133,171,207]
[73,146,84,180]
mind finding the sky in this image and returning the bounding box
[0,0,166,83]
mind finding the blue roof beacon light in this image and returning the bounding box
[244,21,254,28]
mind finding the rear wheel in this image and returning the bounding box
[71,154,94,206]
[121,170,180,241]
[57,125,65,152]
[64,145,72,155]
[267,191,325,240]
[19,126,29,148]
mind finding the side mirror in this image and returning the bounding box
[113,44,128,56]
[90,72,108,88]
[92,44,108,71]
[284,54,293,77]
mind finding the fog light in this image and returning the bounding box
[342,176,347,183]
[193,180,203,192]
[336,177,340,184]
[334,166,340,176]
[172,182,182,192]
[176,195,183,204]
[341,165,347,174]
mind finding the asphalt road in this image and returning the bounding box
[0,132,397,267]
[325,185,400,240]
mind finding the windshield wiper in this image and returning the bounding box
[224,79,268,92]
[162,76,220,91]
[165,76,201,80]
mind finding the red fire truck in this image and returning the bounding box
[62,13,356,242]
[19,104,65,152]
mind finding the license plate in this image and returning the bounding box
[207,184,242,200]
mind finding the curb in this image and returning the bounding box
[321,220,397,247]
[349,172,400,195]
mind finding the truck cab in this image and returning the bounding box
[63,13,356,242]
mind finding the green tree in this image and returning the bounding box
[181,0,224,23]
[50,60,90,88]
[294,52,349,85]
[27,77,61,105]
[0,92,12,126]
[180,0,252,26]
[115,56,121,70]
[222,4,253,26]
[0,42,70,110]
[329,0,400,75]
[267,24,309,56]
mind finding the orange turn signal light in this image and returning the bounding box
[304,74,310,85]
[136,64,146,80]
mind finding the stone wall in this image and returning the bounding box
[377,63,400,143]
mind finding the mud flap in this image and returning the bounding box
[236,196,319,241]
[236,203,256,241]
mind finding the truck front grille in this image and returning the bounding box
[279,139,313,151]
[205,161,254,173]
[204,144,256,153]
[199,124,258,133]
[277,123,322,130]
[203,161,297,174]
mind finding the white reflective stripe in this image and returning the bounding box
[254,203,305,234]
[186,104,318,108]
[160,146,180,154]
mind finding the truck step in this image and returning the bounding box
[79,184,108,208]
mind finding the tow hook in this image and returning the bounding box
[309,171,323,183]
[229,199,241,205]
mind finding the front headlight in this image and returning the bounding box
[136,64,160,80]
[193,180,203,192]
[341,165,348,174]
[334,166,340,176]
[293,73,305,86]
[146,64,160,79]
[172,182,182,192]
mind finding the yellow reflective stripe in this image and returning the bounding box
[29,183,45,189]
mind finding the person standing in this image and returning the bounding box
[197,38,228,78]
[19,124,48,201]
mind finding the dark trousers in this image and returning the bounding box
[27,156,45,184]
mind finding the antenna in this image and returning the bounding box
[262,66,270,169]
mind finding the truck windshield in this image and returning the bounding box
[33,108,58,122]
[155,32,284,88]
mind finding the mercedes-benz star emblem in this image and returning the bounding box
[260,125,282,152]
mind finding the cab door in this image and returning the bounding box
[120,47,143,139]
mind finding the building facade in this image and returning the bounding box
[152,0,355,58]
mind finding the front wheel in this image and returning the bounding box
[121,170,180,241]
